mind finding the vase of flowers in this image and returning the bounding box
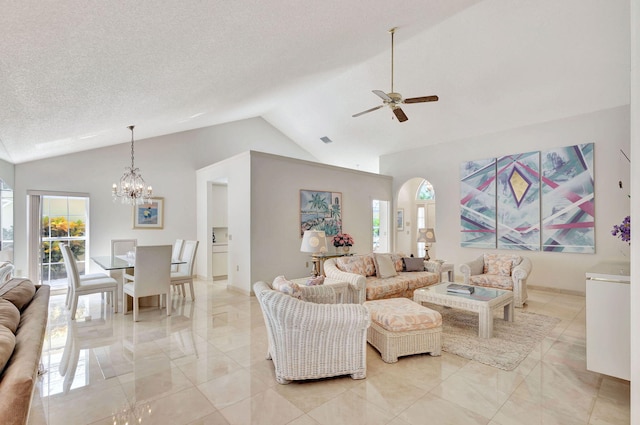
[611,215,630,244]
[333,233,354,253]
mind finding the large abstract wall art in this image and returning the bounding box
[497,152,541,251]
[460,143,595,253]
[541,143,595,253]
[460,158,497,249]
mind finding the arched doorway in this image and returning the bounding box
[396,177,436,258]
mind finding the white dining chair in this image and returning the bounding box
[111,239,137,258]
[61,244,119,320]
[171,240,199,301]
[171,239,184,273]
[123,245,172,322]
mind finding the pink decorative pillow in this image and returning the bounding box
[305,275,324,286]
[271,276,303,299]
[483,254,520,276]
[336,256,367,276]
[363,254,376,277]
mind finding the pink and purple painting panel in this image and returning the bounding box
[541,143,595,253]
[497,151,541,251]
[460,158,497,248]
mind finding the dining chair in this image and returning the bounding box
[61,244,119,320]
[123,245,172,322]
[111,238,137,258]
[171,240,199,301]
[171,239,184,273]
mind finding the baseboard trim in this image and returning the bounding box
[528,284,584,297]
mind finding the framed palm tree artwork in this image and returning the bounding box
[300,190,342,237]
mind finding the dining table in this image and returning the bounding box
[91,255,186,310]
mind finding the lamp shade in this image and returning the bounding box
[300,230,327,254]
[417,228,436,243]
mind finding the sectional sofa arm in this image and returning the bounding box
[459,256,484,283]
[512,257,532,282]
[424,260,442,275]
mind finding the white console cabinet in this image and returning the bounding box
[585,260,630,381]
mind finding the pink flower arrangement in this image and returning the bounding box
[332,233,354,247]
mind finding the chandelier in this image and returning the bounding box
[112,125,153,205]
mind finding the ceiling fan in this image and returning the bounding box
[352,27,438,123]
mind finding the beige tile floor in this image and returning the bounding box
[28,279,630,425]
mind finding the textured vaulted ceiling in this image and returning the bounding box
[0,0,630,171]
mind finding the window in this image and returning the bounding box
[0,180,13,253]
[40,195,90,289]
[417,180,435,200]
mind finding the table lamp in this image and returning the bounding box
[300,230,327,277]
[417,228,436,260]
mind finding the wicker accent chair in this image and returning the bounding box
[253,281,370,384]
[459,253,532,308]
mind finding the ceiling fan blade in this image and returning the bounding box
[403,95,439,104]
[373,90,392,102]
[393,107,408,122]
[352,104,384,118]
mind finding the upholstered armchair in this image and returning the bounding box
[459,254,532,308]
[253,280,370,384]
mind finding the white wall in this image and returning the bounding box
[629,0,638,418]
[249,152,393,288]
[195,151,393,295]
[13,117,316,277]
[381,106,630,294]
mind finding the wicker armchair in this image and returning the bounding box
[459,254,532,308]
[253,281,370,384]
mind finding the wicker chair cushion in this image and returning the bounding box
[483,254,521,276]
[364,298,442,332]
[470,274,513,290]
[272,276,303,299]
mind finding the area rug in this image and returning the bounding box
[433,306,561,371]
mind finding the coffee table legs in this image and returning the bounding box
[478,300,514,338]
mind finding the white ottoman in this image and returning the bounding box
[364,297,442,363]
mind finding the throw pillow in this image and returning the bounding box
[483,254,520,276]
[0,299,20,334]
[390,253,405,272]
[363,254,376,277]
[374,254,398,278]
[0,325,16,375]
[336,256,367,276]
[305,275,324,286]
[271,276,303,299]
[403,257,425,272]
[0,278,36,311]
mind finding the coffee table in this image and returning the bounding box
[413,283,514,338]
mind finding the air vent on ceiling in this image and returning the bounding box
[320,136,333,144]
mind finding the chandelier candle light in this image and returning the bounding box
[112,125,153,205]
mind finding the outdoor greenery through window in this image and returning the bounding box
[0,179,13,253]
[41,196,89,286]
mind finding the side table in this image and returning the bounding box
[440,262,454,282]
[311,252,356,276]
[290,277,350,303]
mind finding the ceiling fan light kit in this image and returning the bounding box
[352,27,438,123]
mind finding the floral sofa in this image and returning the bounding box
[324,253,441,302]
[459,253,532,308]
